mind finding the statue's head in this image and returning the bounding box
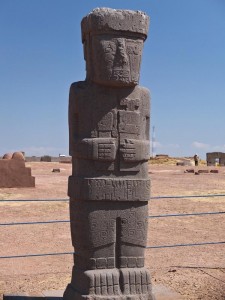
[81,8,150,87]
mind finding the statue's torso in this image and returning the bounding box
[68,82,151,201]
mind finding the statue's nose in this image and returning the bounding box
[116,39,128,65]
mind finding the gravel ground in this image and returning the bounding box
[0,162,225,299]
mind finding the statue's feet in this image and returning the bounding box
[64,268,121,299]
[86,268,121,296]
[63,268,155,300]
[119,268,154,299]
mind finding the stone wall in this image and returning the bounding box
[206,152,225,166]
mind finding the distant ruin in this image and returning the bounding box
[206,152,225,166]
[0,152,35,188]
[25,156,71,163]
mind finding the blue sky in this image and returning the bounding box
[0,0,225,159]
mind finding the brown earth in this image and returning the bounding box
[0,161,225,299]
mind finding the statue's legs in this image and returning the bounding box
[118,202,153,297]
[63,200,154,300]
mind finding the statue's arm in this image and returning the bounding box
[69,83,79,157]
[120,88,150,162]
[69,83,117,161]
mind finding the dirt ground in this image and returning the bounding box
[0,162,225,299]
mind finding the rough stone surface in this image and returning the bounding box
[185,169,194,173]
[64,7,153,300]
[210,169,219,173]
[198,169,209,174]
[0,152,35,188]
[81,8,149,42]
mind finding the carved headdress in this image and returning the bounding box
[81,7,150,42]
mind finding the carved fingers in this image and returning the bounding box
[120,139,150,162]
[76,138,117,161]
[75,138,149,163]
[93,138,117,161]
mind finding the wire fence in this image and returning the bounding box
[1,240,225,259]
[1,211,225,227]
[0,193,224,259]
[2,192,225,202]
[0,194,224,206]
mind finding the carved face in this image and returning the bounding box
[89,34,144,87]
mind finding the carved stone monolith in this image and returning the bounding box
[64,8,154,300]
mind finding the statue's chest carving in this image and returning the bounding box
[92,96,143,139]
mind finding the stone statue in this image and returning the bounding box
[64,8,154,300]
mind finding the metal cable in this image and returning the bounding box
[1,193,225,202]
[0,252,73,259]
[151,194,225,199]
[146,241,225,249]
[0,194,225,203]
[0,220,70,226]
[0,199,69,202]
[1,211,224,226]
[0,241,225,259]
[0,195,224,258]
[149,211,225,218]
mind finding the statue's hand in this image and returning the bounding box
[120,139,149,162]
[76,138,117,161]
[92,138,117,161]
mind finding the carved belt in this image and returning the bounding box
[68,177,151,201]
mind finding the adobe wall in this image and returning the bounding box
[0,152,35,188]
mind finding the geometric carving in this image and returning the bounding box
[120,139,150,162]
[98,112,113,131]
[69,199,149,257]
[93,138,117,161]
[120,98,140,111]
[118,111,141,135]
[68,177,151,201]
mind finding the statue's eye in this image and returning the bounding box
[104,46,111,53]
[127,41,142,55]
[103,42,116,53]
[127,46,133,54]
